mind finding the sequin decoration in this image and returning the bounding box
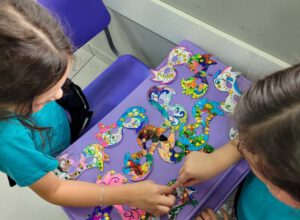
[86,206,113,220]
[187,54,217,72]
[181,72,208,99]
[137,125,166,152]
[96,107,148,147]
[95,170,147,220]
[122,150,154,182]
[157,132,187,164]
[55,153,78,179]
[213,67,242,113]
[178,98,224,151]
[117,106,148,132]
[180,53,216,99]
[80,144,109,172]
[123,124,169,181]
[167,179,198,220]
[56,144,110,180]
[148,85,187,131]
[151,46,192,84]
[96,123,123,147]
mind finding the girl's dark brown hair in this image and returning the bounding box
[0,0,73,119]
[235,63,300,202]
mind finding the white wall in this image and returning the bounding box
[98,0,292,80]
[161,0,300,64]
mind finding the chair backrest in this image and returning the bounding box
[38,0,111,49]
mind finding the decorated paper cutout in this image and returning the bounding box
[86,206,113,220]
[123,124,176,180]
[213,67,242,113]
[148,85,187,131]
[96,106,148,148]
[187,54,217,72]
[117,106,148,132]
[114,206,146,220]
[123,150,154,182]
[80,144,110,172]
[55,153,78,179]
[57,153,77,173]
[151,46,192,84]
[96,123,123,147]
[181,73,208,99]
[178,98,224,151]
[137,125,166,152]
[56,144,110,180]
[167,179,198,220]
[148,85,175,109]
[95,170,147,220]
[180,53,216,99]
[157,132,187,164]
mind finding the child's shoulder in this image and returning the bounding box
[0,117,30,140]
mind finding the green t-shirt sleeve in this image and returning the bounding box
[0,130,58,187]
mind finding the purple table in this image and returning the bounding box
[61,40,250,219]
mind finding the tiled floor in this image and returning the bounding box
[71,45,110,88]
[0,45,110,220]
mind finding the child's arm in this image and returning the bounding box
[174,140,242,187]
[30,172,175,216]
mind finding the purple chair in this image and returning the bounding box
[38,0,150,131]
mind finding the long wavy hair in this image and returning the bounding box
[0,0,73,149]
[235,64,300,202]
[0,0,73,120]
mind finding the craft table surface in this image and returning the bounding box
[61,40,250,220]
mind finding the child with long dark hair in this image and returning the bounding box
[0,0,174,215]
[176,64,300,219]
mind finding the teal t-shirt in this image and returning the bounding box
[237,172,300,220]
[0,101,71,186]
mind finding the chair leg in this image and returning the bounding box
[104,27,121,57]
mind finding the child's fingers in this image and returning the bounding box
[166,194,176,205]
[158,194,176,207]
[199,209,218,220]
[182,179,199,187]
[172,179,182,189]
[155,205,171,215]
[178,166,184,175]
[219,208,229,220]
[177,172,189,185]
[157,185,174,195]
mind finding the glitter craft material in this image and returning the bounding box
[117,106,149,132]
[167,179,198,220]
[213,67,242,113]
[148,85,187,131]
[151,46,192,84]
[178,98,224,151]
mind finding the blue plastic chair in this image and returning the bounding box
[38,0,150,131]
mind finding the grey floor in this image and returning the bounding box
[0,45,109,220]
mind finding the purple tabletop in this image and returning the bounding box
[61,40,250,220]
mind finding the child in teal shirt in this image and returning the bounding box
[175,64,300,219]
[0,0,175,216]
[0,101,70,186]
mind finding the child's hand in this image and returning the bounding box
[196,208,229,220]
[126,180,176,216]
[173,151,220,187]
[173,141,243,188]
